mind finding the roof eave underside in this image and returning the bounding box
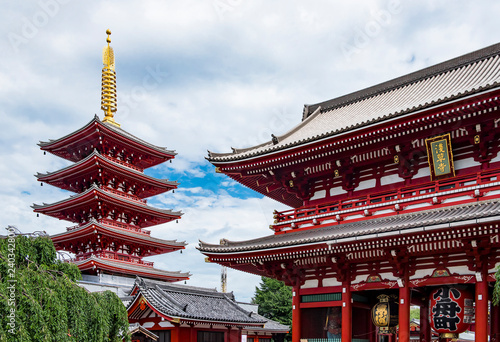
[36,150,178,188]
[32,185,183,218]
[75,257,191,279]
[50,221,187,248]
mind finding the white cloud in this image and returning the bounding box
[2,0,500,301]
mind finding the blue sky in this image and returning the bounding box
[2,0,500,302]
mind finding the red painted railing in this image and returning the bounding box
[272,168,500,232]
[67,219,151,235]
[101,187,147,204]
[102,154,143,172]
[98,219,151,235]
[73,251,154,267]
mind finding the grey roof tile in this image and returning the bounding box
[209,43,500,162]
[128,277,266,324]
[198,199,500,253]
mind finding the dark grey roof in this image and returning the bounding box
[128,277,266,325]
[209,42,500,162]
[198,199,500,253]
[248,312,289,333]
[305,42,500,116]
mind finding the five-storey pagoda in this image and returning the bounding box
[33,30,190,285]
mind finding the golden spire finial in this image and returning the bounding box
[101,29,120,127]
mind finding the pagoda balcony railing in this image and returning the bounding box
[73,251,154,267]
[102,154,143,172]
[66,219,151,235]
[101,187,147,204]
[98,219,152,235]
[272,167,500,232]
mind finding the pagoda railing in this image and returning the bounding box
[98,219,151,235]
[102,187,147,204]
[67,219,151,235]
[272,167,500,232]
[73,251,154,267]
[102,154,143,172]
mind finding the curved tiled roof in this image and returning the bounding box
[36,150,178,186]
[198,199,500,253]
[51,220,187,249]
[128,277,266,324]
[39,115,176,156]
[209,42,500,162]
[75,255,191,279]
[32,184,183,218]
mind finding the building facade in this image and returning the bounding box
[126,277,289,342]
[199,44,500,342]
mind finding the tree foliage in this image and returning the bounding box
[0,235,130,342]
[252,277,292,338]
[494,265,500,306]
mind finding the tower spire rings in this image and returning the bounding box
[101,29,119,127]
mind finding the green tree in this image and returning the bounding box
[410,307,420,320]
[0,235,131,342]
[252,277,292,340]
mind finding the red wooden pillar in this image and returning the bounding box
[398,276,410,342]
[475,274,489,342]
[491,300,500,342]
[171,327,180,342]
[189,324,196,342]
[292,284,301,342]
[420,294,431,342]
[341,279,352,342]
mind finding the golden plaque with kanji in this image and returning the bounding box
[425,133,455,181]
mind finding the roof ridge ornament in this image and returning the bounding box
[101,29,120,127]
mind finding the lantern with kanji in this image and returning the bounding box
[372,294,399,334]
[429,287,474,339]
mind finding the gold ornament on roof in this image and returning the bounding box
[101,29,120,127]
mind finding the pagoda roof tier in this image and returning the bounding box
[127,277,266,326]
[38,115,176,169]
[51,220,186,257]
[199,198,500,255]
[208,43,500,163]
[36,150,178,198]
[32,184,182,228]
[74,255,191,282]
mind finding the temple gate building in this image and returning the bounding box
[199,43,500,342]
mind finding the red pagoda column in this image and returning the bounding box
[341,278,352,342]
[420,294,431,342]
[292,284,301,342]
[475,270,489,342]
[398,275,410,342]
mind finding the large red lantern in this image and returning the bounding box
[429,287,474,339]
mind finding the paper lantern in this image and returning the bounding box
[372,294,399,333]
[429,287,473,339]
